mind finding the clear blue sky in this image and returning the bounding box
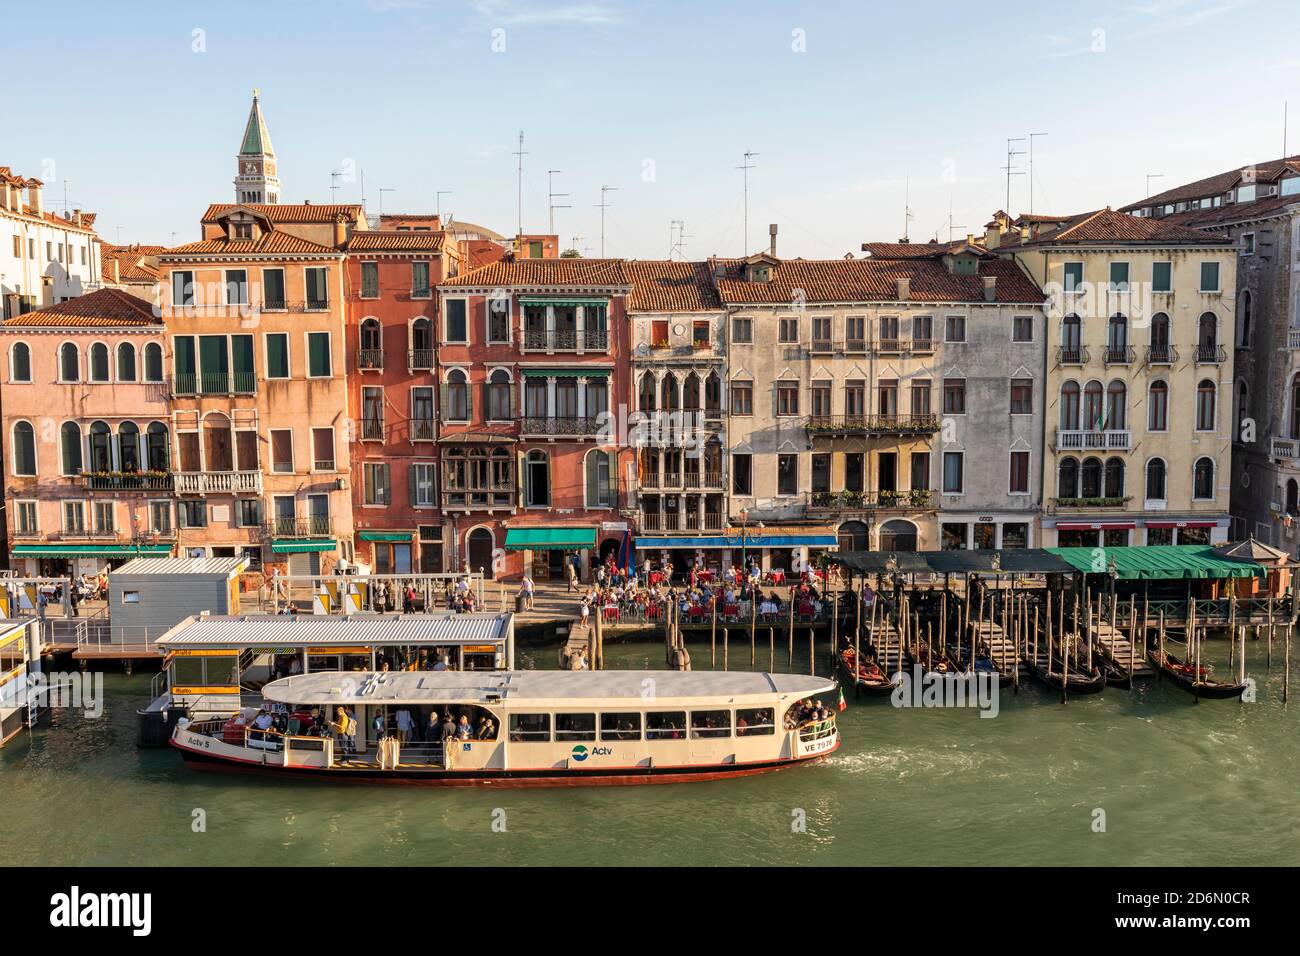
[10,0,1297,258]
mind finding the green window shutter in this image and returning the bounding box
[439,383,448,421]
[465,381,473,420]
[408,463,416,508]
[232,335,254,392]
[267,334,288,377]
[309,332,330,376]
[174,336,195,374]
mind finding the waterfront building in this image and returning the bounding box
[1119,157,1300,554]
[437,257,632,580]
[993,207,1238,546]
[1,167,101,316]
[0,289,173,576]
[344,226,460,574]
[624,260,727,573]
[715,225,1043,564]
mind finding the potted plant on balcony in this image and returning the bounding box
[908,489,934,507]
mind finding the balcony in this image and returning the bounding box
[521,416,601,437]
[844,338,868,354]
[265,516,333,538]
[357,348,384,371]
[1103,345,1135,366]
[1056,346,1090,366]
[1051,496,1131,509]
[1056,429,1132,451]
[640,511,726,532]
[1288,330,1300,350]
[170,372,256,396]
[683,470,724,490]
[805,489,936,512]
[1194,344,1227,365]
[408,349,434,370]
[410,418,435,442]
[77,472,172,492]
[174,471,262,495]
[583,329,609,351]
[1146,344,1178,365]
[811,338,835,355]
[442,486,515,511]
[806,413,941,437]
[524,328,608,352]
[911,337,934,354]
[360,417,385,441]
[1271,437,1299,460]
[875,338,902,354]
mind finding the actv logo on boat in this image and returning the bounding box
[49,886,151,937]
[571,745,614,761]
[890,667,1000,718]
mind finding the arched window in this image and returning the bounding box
[837,520,869,552]
[88,420,112,472]
[116,342,137,381]
[1196,379,1216,431]
[682,372,701,412]
[11,421,35,476]
[59,342,79,382]
[1103,457,1125,499]
[444,369,469,422]
[639,373,656,412]
[118,421,141,472]
[1146,458,1167,502]
[1235,381,1249,444]
[1080,456,1103,498]
[1107,314,1127,357]
[525,450,550,507]
[879,519,918,552]
[1106,380,1127,430]
[89,342,110,382]
[143,342,164,382]
[410,317,433,367]
[360,318,382,368]
[1287,478,1299,517]
[1198,312,1218,359]
[487,368,512,421]
[661,372,679,411]
[1060,381,1080,430]
[1150,312,1170,351]
[1083,380,1103,430]
[1062,313,1082,354]
[10,342,31,383]
[704,371,722,416]
[1239,292,1251,347]
[147,422,170,472]
[60,422,83,476]
[584,448,614,508]
[1058,457,1079,498]
[1193,457,1215,500]
[1148,380,1169,431]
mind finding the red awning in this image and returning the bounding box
[1100,522,1136,530]
[1056,523,1097,531]
[1057,521,1136,531]
[1146,520,1217,529]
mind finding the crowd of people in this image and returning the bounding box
[784,698,834,730]
[242,700,499,756]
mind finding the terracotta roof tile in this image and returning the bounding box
[623,260,721,312]
[200,202,363,224]
[440,257,630,289]
[346,231,445,253]
[1119,154,1300,210]
[861,240,966,259]
[101,244,165,282]
[162,231,341,258]
[2,288,160,328]
[1013,207,1223,247]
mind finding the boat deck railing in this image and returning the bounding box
[796,716,837,743]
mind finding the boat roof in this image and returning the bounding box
[261,669,836,707]
[156,612,511,649]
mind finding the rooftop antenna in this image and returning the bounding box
[736,150,758,254]
[945,194,966,242]
[596,185,618,257]
[1028,132,1047,214]
[330,170,344,202]
[571,233,583,256]
[1284,100,1289,158]
[513,130,528,237]
[669,219,691,260]
[902,176,914,242]
[62,179,70,215]
[378,187,394,219]
[436,190,452,220]
[1146,173,1164,199]
[1003,137,1026,214]
[547,170,570,234]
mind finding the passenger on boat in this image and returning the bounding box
[329,707,357,754]
[440,712,457,741]
[433,654,449,671]
[456,715,472,739]
[252,708,274,732]
[478,718,496,739]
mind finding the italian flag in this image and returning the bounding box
[837,688,847,712]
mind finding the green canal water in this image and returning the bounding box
[3,637,1297,866]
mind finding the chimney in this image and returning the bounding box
[982,275,997,302]
[983,224,1001,249]
[333,213,348,248]
[896,277,910,301]
[1019,225,1030,244]
[26,179,43,215]
[109,258,120,284]
[768,223,778,257]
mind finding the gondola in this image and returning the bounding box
[955,650,1016,688]
[1148,650,1247,700]
[1025,652,1106,695]
[905,643,964,677]
[838,645,901,697]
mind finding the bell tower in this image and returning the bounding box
[233,88,281,204]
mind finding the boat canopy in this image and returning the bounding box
[156,613,512,650]
[1045,545,1265,581]
[261,669,836,707]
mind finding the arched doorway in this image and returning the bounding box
[599,537,620,569]
[467,527,495,580]
[879,519,918,551]
[838,520,869,552]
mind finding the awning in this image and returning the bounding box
[505,527,598,550]
[518,296,609,307]
[635,534,839,550]
[271,539,338,554]
[830,549,1076,575]
[520,367,610,378]
[357,531,413,542]
[1145,521,1218,529]
[9,544,174,558]
[1057,521,1136,531]
[1045,545,1263,580]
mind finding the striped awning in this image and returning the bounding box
[520,367,610,378]
[271,539,338,554]
[504,527,598,550]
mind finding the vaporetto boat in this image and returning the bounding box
[170,669,841,786]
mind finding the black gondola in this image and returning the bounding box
[1148,650,1247,700]
[837,645,901,698]
[1026,652,1106,695]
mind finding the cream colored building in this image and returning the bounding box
[994,208,1238,546]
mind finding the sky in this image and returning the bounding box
[9,0,1299,259]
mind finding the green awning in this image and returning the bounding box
[1046,545,1263,580]
[505,527,598,551]
[10,544,174,558]
[271,539,338,554]
[518,297,609,307]
[520,367,610,378]
[357,531,413,542]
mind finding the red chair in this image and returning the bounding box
[771,570,786,585]
[798,602,816,622]
[722,602,740,622]
[646,603,661,621]
[688,605,706,622]
[603,606,620,623]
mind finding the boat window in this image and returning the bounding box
[736,707,775,737]
[554,713,596,742]
[171,657,206,688]
[509,713,551,742]
[170,654,238,688]
[645,711,686,740]
[600,712,642,741]
[690,710,732,739]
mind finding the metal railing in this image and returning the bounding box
[1194,344,1227,364]
[1146,344,1178,365]
[806,413,941,435]
[408,349,434,370]
[1056,429,1132,450]
[357,348,384,370]
[361,417,385,441]
[170,372,256,396]
[410,418,435,441]
[77,472,172,491]
[1103,345,1135,365]
[805,489,935,511]
[1056,346,1090,365]
[521,416,600,436]
[265,516,333,537]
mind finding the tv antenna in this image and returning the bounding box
[669,219,692,260]
[1028,132,1047,214]
[436,190,452,220]
[902,176,914,242]
[378,187,394,219]
[548,170,570,234]
[513,130,528,237]
[1003,137,1026,213]
[736,150,758,254]
[596,185,618,256]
